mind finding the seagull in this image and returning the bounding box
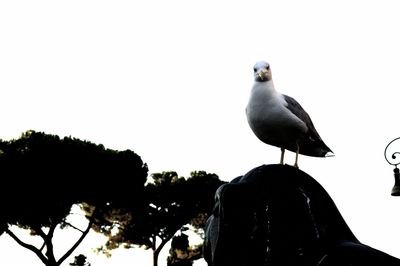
[246,61,333,168]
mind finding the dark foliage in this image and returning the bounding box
[95,171,225,266]
[0,130,148,266]
[69,254,91,266]
[167,233,202,266]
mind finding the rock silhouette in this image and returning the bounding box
[204,164,400,266]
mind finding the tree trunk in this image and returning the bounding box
[6,213,94,266]
[153,249,159,266]
[153,236,173,266]
[152,235,158,266]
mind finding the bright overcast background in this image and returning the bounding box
[1,1,400,265]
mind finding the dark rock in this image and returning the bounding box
[204,164,400,266]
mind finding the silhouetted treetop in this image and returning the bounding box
[69,254,91,266]
[167,233,202,266]
[0,130,148,266]
[95,170,225,266]
[0,130,148,233]
[0,130,147,200]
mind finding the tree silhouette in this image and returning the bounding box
[0,130,148,266]
[167,233,202,266]
[69,254,91,266]
[94,171,224,266]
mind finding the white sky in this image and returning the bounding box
[1,0,400,265]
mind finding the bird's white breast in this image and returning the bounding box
[246,81,307,145]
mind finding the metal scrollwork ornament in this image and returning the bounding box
[384,137,400,196]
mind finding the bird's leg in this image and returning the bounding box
[294,143,300,168]
[280,147,285,164]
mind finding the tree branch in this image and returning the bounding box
[63,221,84,233]
[39,241,46,252]
[33,226,47,240]
[33,225,57,264]
[6,228,48,265]
[48,222,57,239]
[45,224,57,264]
[155,234,174,258]
[57,210,95,265]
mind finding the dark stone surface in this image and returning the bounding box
[204,164,400,266]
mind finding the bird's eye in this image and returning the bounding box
[266,65,270,70]
[253,68,257,72]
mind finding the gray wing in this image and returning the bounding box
[281,94,333,157]
[282,94,322,142]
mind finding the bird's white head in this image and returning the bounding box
[253,61,272,82]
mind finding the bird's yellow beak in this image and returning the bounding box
[257,69,268,81]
